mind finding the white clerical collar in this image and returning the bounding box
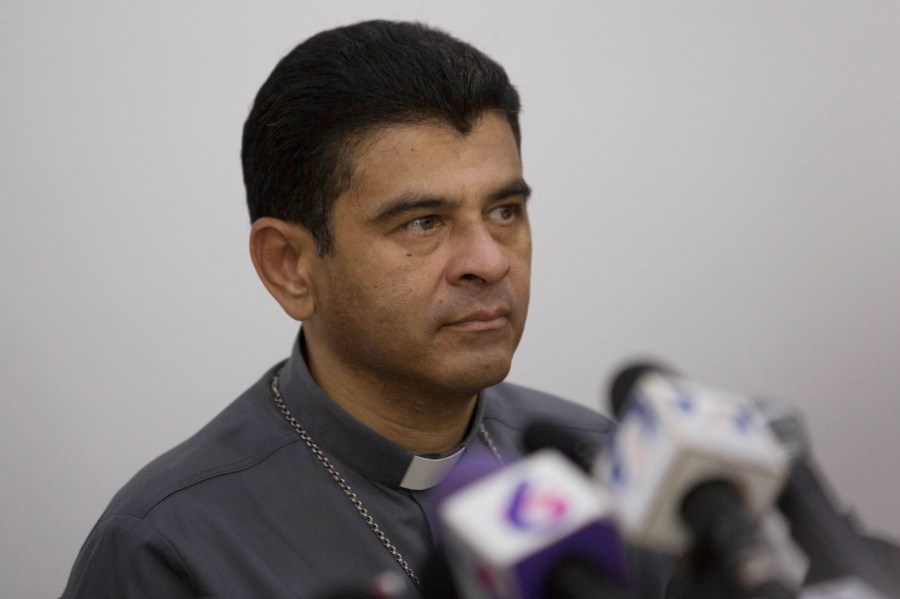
[399,446,467,490]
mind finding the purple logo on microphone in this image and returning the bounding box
[505,480,568,532]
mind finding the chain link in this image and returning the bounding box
[479,423,504,466]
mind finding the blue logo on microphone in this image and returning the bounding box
[505,480,567,532]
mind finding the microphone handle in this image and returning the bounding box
[778,459,900,597]
[546,558,637,599]
[681,480,796,599]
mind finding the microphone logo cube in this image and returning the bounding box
[439,450,621,599]
[599,372,789,553]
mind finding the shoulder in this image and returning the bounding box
[103,363,297,519]
[481,380,616,437]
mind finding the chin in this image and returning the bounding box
[444,355,513,395]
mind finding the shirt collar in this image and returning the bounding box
[276,331,485,490]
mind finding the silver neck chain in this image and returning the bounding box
[270,370,503,590]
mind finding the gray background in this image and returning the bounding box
[2,2,898,597]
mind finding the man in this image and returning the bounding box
[63,21,667,598]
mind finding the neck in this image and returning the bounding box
[303,340,478,455]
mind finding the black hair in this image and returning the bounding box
[241,20,521,254]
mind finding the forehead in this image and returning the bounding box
[341,113,523,211]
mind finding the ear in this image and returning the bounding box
[249,217,318,321]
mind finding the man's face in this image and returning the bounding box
[304,111,531,400]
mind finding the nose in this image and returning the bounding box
[446,222,510,286]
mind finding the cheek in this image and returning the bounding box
[509,243,532,318]
[518,230,533,264]
[345,255,440,317]
[510,237,532,279]
[391,262,443,312]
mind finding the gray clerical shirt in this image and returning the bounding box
[62,332,670,598]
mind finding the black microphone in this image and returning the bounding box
[755,398,900,597]
[419,546,459,599]
[543,555,637,599]
[522,421,603,473]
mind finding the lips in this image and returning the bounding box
[444,307,511,331]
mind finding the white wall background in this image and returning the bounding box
[1,2,898,597]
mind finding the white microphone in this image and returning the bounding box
[598,363,794,598]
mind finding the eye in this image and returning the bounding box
[489,203,523,223]
[405,215,441,234]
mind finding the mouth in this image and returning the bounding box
[444,308,511,332]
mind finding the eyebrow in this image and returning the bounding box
[367,179,532,225]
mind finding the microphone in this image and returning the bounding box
[600,363,795,599]
[754,398,900,597]
[522,421,602,474]
[432,449,635,599]
[419,546,460,599]
[522,422,678,599]
[530,364,900,598]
